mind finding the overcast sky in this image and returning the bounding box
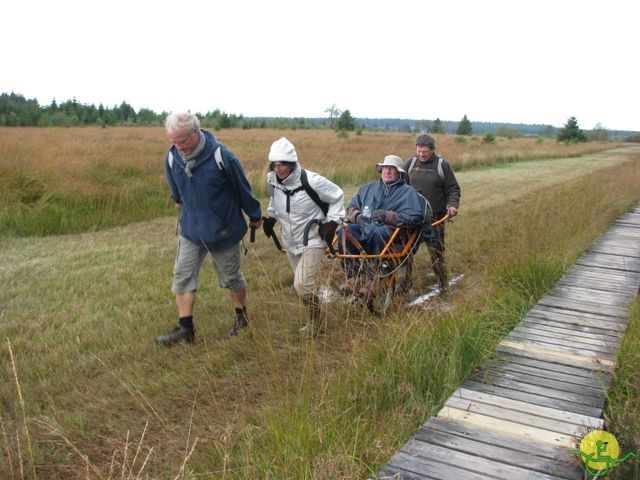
[3,0,638,131]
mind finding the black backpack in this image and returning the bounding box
[405,155,445,184]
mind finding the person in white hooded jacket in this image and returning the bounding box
[264,137,345,336]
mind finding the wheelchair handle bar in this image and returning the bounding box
[303,219,337,256]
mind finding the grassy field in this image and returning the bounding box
[1,128,639,479]
[0,127,622,236]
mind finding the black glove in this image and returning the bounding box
[356,213,370,225]
[318,220,338,245]
[262,217,277,237]
[372,209,400,225]
[371,209,386,222]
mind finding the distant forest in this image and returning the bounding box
[1,92,637,140]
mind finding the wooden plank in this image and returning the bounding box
[511,326,618,351]
[436,408,577,450]
[403,438,570,479]
[443,396,598,437]
[383,450,491,480]
[575,253,640,273]
[486,360,610,390]
[379,464,434,480]
[520,318,622,345]
[614,220,640,230]
[589,242,640,253]
[470,367,605,402]
[501,335,616,362]
[593,235,640,247]
[556,277,637,296]
[560,268,640,286]
[587,243,640,257]
[522,314,624,339]
[537,295,630,319]
[498,340,615,369]
[452,388,603,430]
[462,379,603,418]
[494,352,613,382]
[422,416,580,463]
[562,265,640,285]
[550,287,633,307]
[507,330,616,358]
[606,225,640,237]
[563,263,640,281]
[413,426,581,479]
[549,285,631,307]
[496,343,613,374]
[527,306,627,332]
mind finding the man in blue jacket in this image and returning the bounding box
[339,155,427,297]
[156,112,263,346]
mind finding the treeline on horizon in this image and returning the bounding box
[1,92,638,140]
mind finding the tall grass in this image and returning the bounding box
[0,127,621,236]
[223,158,640,479]
[1,135,638,478]
[607,300,640,479]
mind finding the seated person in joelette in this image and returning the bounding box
[339,155,426,297]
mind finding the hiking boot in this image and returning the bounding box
[229,312,249,336]
[156,325,195,347]
[358,282,376,299]
[300,294,324,338]
[299,323,320,338]
[438,274,449,294]
[339,278,357,296]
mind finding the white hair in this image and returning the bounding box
[165,112,200,133]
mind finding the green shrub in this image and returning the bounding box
[482,133,496,144]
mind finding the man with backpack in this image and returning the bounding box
[404,134,461,292]
[263,137,345,336]
[156,112,263,346]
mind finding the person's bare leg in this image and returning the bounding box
[176,291,196,317]
[229,288,246,309]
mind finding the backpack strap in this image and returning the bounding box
[407,155,418,177]
[214,145,224,171]
[300,169,329,216]
[407,155,445,182]
[281,185,306,213]
[279,169,330,216]
[213,146,241,212]
[437,156,444,181]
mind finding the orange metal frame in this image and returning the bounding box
[332,226,420,260]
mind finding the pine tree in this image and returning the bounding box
[557,116,587,142]
[335,109,356,131]
[429,118,446,134]
[456,115,473,135]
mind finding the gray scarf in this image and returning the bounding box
[182,131,206,176]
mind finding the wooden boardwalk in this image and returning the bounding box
[379,205,640,480]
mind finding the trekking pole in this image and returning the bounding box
[262,216,285,252]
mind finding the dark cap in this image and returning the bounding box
[416,134,435,148]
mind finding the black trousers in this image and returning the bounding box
[429,222,447,287]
